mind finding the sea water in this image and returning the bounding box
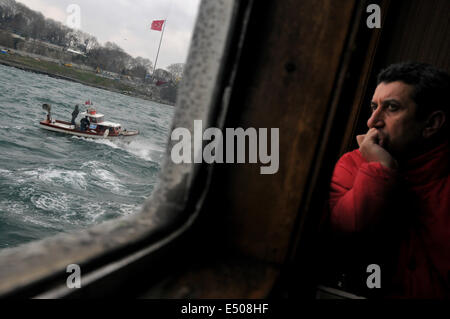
[0,64,174,249]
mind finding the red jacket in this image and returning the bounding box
[329,142,450,298]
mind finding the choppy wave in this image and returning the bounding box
[21,167,88,190]
[30,192,72,213]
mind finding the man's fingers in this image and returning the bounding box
[356,134,365,147]
[365,128,381,144]
[357,129,382,147]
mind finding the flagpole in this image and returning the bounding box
[152,20,166,78]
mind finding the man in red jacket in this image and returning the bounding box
[329,62,449,298]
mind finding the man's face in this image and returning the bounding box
[368,81,425,158]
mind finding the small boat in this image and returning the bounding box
[39,101,139,139]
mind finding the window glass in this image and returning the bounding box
[0,0,200,249]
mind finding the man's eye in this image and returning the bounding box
[370,104,377,112]
[387,104,399,111]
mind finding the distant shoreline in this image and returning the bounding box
[0,59,91,85]
[0,56,174,106]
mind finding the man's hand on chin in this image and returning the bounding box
[357,128,398,170]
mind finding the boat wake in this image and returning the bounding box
[72,136,165,163]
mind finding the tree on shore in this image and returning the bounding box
[166,63,185,82]
[0,0,153,78]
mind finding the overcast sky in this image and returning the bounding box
[16,0,201,69]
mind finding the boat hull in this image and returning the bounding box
[39,120,138,139]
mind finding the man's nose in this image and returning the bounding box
[367,107,384,128]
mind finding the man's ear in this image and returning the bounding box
[423,110,446,139]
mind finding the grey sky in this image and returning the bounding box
[16,0,200,69]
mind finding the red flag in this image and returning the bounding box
[151,20,165,31]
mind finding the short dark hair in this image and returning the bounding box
[377,62,449,119]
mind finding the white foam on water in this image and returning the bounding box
[73,136,120,149]
[0,200,53,228]
[18,186,35,199]
[82,201,111,224]
[119,138,167,163]
[121,140,157,162]
[0,168,12,177]
[119,203,141,216]
[92,168,127,194]
[5,187,85,228]
[22,167,87,190]
[30,193,71,213]
[92,138,121,150]
[80,160,104,170]
[93,168,117,183]
[23,192,93,227]
[82,202,140,224]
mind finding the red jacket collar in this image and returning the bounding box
[401,141,449,185]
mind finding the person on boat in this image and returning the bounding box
[71,104,80,126]
[80,116,90,131]
[328,62,449,298]
[42,103,51,122]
